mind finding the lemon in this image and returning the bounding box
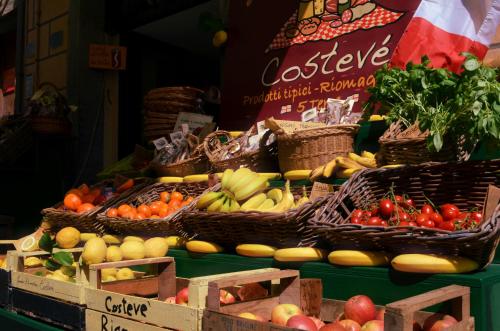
[102,234,122,244]
[106,245,123,262]
[101,268,118,279]
[21,235,38,252]
[123,236,144,243]
[144,237,168,258]
[103,275,117,282]
[213,30,228,47]
[56,227,81,249]
[0,258,6,269]
[51,269,71,282]
[60,265,76,277]
[165,236,187,248]
[80,233,98,242]
[82,237,107,265]
[24,257,43,268]
[120,241,145,260]
[116,268,134,280]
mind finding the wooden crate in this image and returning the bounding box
[85,267,284,331]
[202,270,474,331]
[0,240,15,307]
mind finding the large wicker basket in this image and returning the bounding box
[312,160,500,269]
[42,179,148,234]
[274,124,359,172]
[203,127,279,173]
[150,145,209,177]
[378,121,468,165]
[98,182,209,237]
[182,184,334,248]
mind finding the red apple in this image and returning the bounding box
[164,296,176,304]
[175,287,189,305]
[287,315,318,331]
[344,295,376,326]
[339,319,362,331]
[319,322,347,331]
[423,314,457,331]
[220,289,236,304]
[309,316,325,329]
[442,315,458,324]
[271,304,303,326]
[375,308,385,321]
[413,321,423,331]
[361,320,384,331]
[238,312,265,322]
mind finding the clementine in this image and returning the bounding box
[64,193,82,211]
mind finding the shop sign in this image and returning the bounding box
[220,0,421,129]
[89,44,127,70]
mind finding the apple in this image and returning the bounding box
[309,316,326,329]
[339,319,362,331]
[164,296,176,304]
[287,315,318,331]
[423,314,457,331]
[344,295,376,326]
[361,320,384,331]
[413,321,423,331]
[175,287,189,305]
[238,312,265,322]
[375,308,385,321]
[220,289,236,304]
[319,322,347,331]
[271,303,303,326]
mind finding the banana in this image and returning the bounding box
[391,254,479,274]
[259,173,282,181]
[369,114,385,121]
[268,181,294,212]
[183,174,209,182]
[229,199,241,212]
[284,170,312,181]
[221,169,234,190]
[157,176,183,183]
[227,168,253,192]
[267,188,283,203]
[241,193,267,211]
[361,151,376,159]
[322,159,337,178]
[348,152,377,168]
[197,191,225,209]
[186,240,224,253]
[336,156,364,169]
[234,175,269,201]
[219,198,231,213]
[207,195,227,212]
[165,236,187,248]
[257,199,275,211]
[309,165,325,181]
[231,172,261,194]
[295,187,310,208]
[328,250,389,266]
[382,164,404,168]
[337,168,362,178]
[236,244,277,257]
[274,248,326,262]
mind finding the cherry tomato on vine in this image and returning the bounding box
[408,221,418,227]
[421,204,434,215]
[363,210,373,218]
[367,217,383,226]
[380,220,388,227]
[351,217,362,224]
[352,209,364,219]
[404,198,415,209]
[438,221,455,231]
[398,211,411,222]
[415,213,429,226]
[398,221,410,226]
[394,195,404,204]
[429,212,443,224]
[441,204,460,221]
[470,211,482,222]
[421,220,435,228]
[379,199,394,217]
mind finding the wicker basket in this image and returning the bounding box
[150,145,209,177]
[182,184,334,248]
[378,121,468,165]
[98,182,209,237]
[312,160,500,269]
[42,179,148,234]
[274,124,359,172]
[0,118,32,164]
[203,127,279,173]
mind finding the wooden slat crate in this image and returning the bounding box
[85,267,283,331]
[0,240,15,308]
[202,270,474,331]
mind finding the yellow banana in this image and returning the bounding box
[221,169,234,190]
[268,181,294,212]
[361,151,376,159]
[274,248,326,262]
[284,170,312,181]
[309,165,325,181]
[241,193,267,211]
[231,172,261,194]
[337,168,362,178]
[369,114,385,121]
[219,198,231,213]
[336,156,364,169]
[295,187,310,208]
[197,191,225,209]
[382,164,404,169]
[257,199,275,211]
[227,168,253,192]
[183,174,209,182]
[322,159,337,178]
[259,173,282,181]
[267,188,283,203]
[348,153,377,168]
[391,254,478,274]
[157,176,183,183]
[186,240,224,253]
[207,195,226,212]
[234,175,269,201]
[328,250,389,266]
[236,244,277,257]
[229,199,241,212]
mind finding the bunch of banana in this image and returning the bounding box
[196,167,269,212]
[309,151,378,181]
[240,181,296,212]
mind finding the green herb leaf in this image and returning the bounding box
[52,252,74,266]
[45,259,61,271]
[38,233,56,253]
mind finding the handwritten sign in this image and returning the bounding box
[86,310,167,331]
[89,44,127,70]
[220,0,420,129]
[12,271,82,303]
[309,182,334,201]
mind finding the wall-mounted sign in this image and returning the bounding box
[220,0,420,129]
[89,44,127,70]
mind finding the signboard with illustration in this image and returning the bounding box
[220,0,420,129]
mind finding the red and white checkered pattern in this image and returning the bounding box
[268,6,404,51]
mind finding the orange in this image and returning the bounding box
[185,196,194,204]
[77,203,95,214]
[171,191,183,202]
[181,200,190,207]
[89,188,101,198]
[106,208,118,217]
[158,205,170,217]
[137,204,151,217]
[116,179,134,193]
[149,201,162,215]
[117,204,132,217]
[150,215,160,219]
[136,212,147,220]
[78,184,90,195]
[160,192,170,203]
[82,194,95,204]
[66,188,83,198]
[121,210,137,219]
[64,193,82,211]
[168,199,182,209]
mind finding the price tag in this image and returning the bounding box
[152,137,168,151]
[181,123,189,134]
[309,182,334,201]
[301,107,318,122]
[256,120,267,135]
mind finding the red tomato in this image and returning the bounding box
[379,199,394,217]
[367,217,383,226]
[352,209,364,219]
[398,221,410,226]
[415,213,430,226]
[422,220,435,228]
[380,220,388,227]
[408,221,418,227]
[438,221,455,231]
[398,211,411,222]
[441,204,460,221]
[471,211,482,222]
[429,212,444,224]
[370,205,380,216]
[404,198,415,209]
[421,204,434,215]
[351,217,362,224]
[363,210,372,218]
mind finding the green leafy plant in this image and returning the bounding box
[37,232,76,271]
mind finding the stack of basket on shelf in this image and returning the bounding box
[143,86,203,141]
[311,159,500,269]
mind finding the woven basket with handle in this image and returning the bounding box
[311,160,500,269]
[98,182,208,237]
[274,124,359,172]
[150,143,209,177]
[203,127,279,173]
